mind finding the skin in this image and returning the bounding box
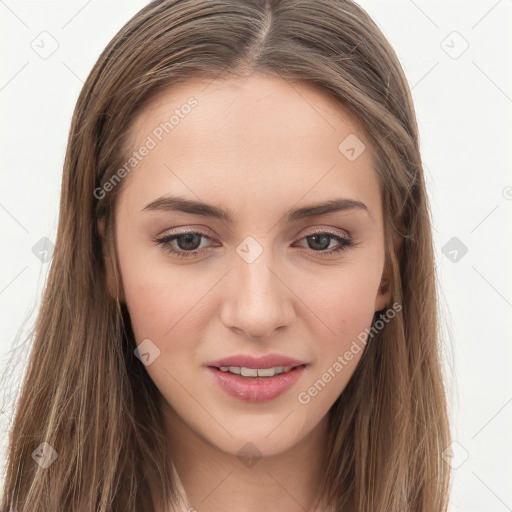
[101,72,391,512]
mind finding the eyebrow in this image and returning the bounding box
[141,195,369,223]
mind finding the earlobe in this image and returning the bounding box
[374,280,391,313]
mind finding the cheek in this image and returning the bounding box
[303,261,383,342]
[296,261,382,405]
[117,242,226,378]
[116,232,185,340]
[120,260,207,344]
[120,234,383,359]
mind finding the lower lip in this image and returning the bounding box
[206,365,306,402]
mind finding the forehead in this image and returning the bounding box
[118,73,381,220]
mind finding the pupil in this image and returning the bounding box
[178,234,201,251]
[309,234,329,251]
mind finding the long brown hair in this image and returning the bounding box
[1,0,451,510]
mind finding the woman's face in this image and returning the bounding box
[108,73,390,458]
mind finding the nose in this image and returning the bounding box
[220,245,295,340]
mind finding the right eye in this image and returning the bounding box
[154,231,214,259]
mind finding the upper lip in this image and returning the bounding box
[206,354,307,369]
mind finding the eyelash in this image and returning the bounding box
[153,229,355,259]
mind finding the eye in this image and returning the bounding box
[154,229,355,259]
[154,231,213,259]
[293,230,354,257]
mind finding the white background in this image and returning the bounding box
[1,1,511,510]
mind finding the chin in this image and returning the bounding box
[195,412,315,460]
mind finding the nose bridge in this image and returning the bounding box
[222,237,293,339]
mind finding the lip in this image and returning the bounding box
[206,354,307,369]
[206,366,306,402]
[205,354,307,402]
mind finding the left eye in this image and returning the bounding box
[154,230,354,259]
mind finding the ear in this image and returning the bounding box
[374,225,403,313]
[97,218,125,302]
[374,258,392,313]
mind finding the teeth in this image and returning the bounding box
[256,367,276,377]
[218,365,294,377]
[241,367,258,377]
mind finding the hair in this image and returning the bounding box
[1,0,451,510]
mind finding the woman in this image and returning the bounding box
[1,0,451,510]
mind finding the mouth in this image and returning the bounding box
[213,364,299,377]
[206,364,307,402]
